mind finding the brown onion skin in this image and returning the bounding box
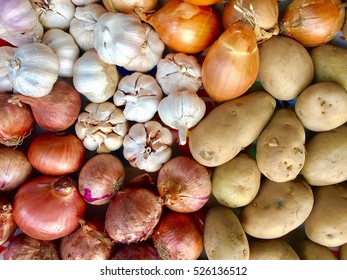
[0,92,35,147]
[111,242,161,260]
[182,0,223,5]
[3,233,60,260]
[60,220,114,260]
[152,212,203,260]
[11,80,82,132]
[105,187,163,244]
[0,147,33,192]
[78,154,125,205]
[28,132,85,176]
[146,0,221,54]
[157,156,211,213]
[0,194,17,245]
[12,176,86,241]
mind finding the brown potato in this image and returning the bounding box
[293,239,337,260]
[249,239,299,260]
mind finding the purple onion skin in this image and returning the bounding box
[3,233,60,260]
[111,242,162,260]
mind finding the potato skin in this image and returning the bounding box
[293,239,337,260]
[204,206,249,260]
[295,82,347,132]
[239,178,314,239]
[304,184,347,247]
[301,125,347,186]
[211,153,261,208]
[256,108,306,182]
[189,91,276,167]
[249,239,299,260]
[258,35,314,100]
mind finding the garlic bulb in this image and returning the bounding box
[0,0,43,46]
[75,102,128,153]
[41,29,80,78]
[7,43,60,97]
[156,52,202,95]
[69,3,107,51]
[73,50,120,103]
[0,46,16,92]
[71,0,99,5]
[30,0,76,30]
[158,90,206,145]
[93,12,147,66]
[102,0,158,14]
[123,121,173,172]
[113,72,163,122]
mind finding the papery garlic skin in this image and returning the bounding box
[75,102,128,153]
[93,12,147,66]
[158,90,206,145]
[72,0,99,5]
[124,24,165,73]
[73,50,120,103]
[0,46,16,92]
[7,43,59,97]
[0,0,43,46]
[30,0,76,30]
[69,4,107,51]
[41,29,80,78]
[156,52,202,95]
[123,121,173,172]
[113,72,163,122]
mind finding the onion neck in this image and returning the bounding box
[8,94,38,108]
[53,176,76,197]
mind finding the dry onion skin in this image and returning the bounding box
[280,0,346,47]
[0,194,17,245]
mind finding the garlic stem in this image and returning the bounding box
[178,126,188,146]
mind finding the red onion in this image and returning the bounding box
[60,220,114,260]
[157,156,211,213]
[0,194,17,245]
[0,91,35,147]
[105,187,163,244]
[3,233,60,260]
[111,242,161,260]
[28,132,85,176]
[0,146,32,192]
[78,154,125,205]
[9,80,82,132]
[152,212,203,260]
[12,175,86,240]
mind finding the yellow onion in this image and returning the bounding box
[143,0,221,54]
[182,0,223,5]
[201,21,259,103]
[102,0,157,14]
[280,0,346,47]
[222,0,279,42]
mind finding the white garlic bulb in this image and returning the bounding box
[158,90,206,145]
[156,52,202,95]
[30,0,75,30]
[75,101,128,153]
[7,43,60,97]
[0,46,16,92]
[71,0,99,5]
[93,12,147,66]
[41,29,80,78]
[0,0,43,46]
[113,72,163,122]
[73,50,120,103]
[123,121,173,172]
[69,3,107,51]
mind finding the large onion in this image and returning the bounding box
[12,176,86,240]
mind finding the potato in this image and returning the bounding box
[256,108,306,182]
[211,153,261,208]
[239,178,314,239]
[189,91,276,167]
[249,239,299,260]
[310,44,347,91]
[295,82,347,132]
[293,239,337,260]
[204,206,249,260]
[339,243,347,260]
[304,184,347,247]
[300,125,347,186]
[258,35,314,100]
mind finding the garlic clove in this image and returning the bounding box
[72,0,99,5]
[158,90,206,145]
[104,133,123,151]
[83,135,100,151]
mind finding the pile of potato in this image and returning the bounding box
[194,36,347,260]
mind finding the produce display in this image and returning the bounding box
[1,0,347,260]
